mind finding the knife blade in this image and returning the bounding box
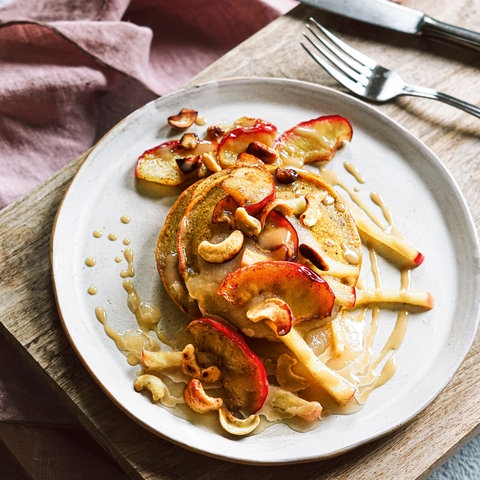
[300,0,480,51]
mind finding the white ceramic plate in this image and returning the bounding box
[51,78,480,464]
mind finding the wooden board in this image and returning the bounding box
[1,2,479,478]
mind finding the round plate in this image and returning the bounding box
[51,78,480,464]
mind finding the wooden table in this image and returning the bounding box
[1,1,479,478]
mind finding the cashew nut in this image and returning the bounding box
[234,207,262,237]
[134,374,169,402]
[258,199,295,225]
[183,378,223,414]
[179,132,199,150]
[218,406,260,435]
[181,344,222,383]
[246,141,279,164]
[167,108,197,130]
[300,192,327,228]
[247,298,293,336]
[286,196,307,216]
[198,230,244,263]
[200,151,223,173]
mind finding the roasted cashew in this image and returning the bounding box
[181,344,222,383]
[258,199,295,225]
[179,132,199,150]
[198,230,244,263]
[300,192,327,228]
[246,298,293,336]
[134,374,168,402]
[167,108,197,130]
[183,378,223,414]
[246,141,279,164]
[234,207,262,237]
[218,406,260,435]
[284,196,307,215]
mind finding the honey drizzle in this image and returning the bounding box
[317,163,415,404]
[120,248,135,278]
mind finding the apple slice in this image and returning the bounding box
[135,138,216,186]
[355,288,434,312]
[221,165,276,215]
[279,327,357,406]
[216,263,356,406]
[217,121,277,168]
[354,215,424,269]
[257,211,298,261]
[274,115,352,167]
[187,318,269,416]
[323,276,356,308]
[217,261,335,323]
[211,195,238,226]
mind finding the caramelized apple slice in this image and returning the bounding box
[274,115,352,167]
[136,140,182,185]
[324,276,356,308]
[187,318,269,416]
[217,121,277,168]
[135,138,216,185]
[257,211,298,261]
[221,165,276,215]
[211,195,238,226]
[217,264,356,406]
[217,261,335,323]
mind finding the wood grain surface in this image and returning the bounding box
[0,1,479,479]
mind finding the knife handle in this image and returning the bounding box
[422,16,480,51]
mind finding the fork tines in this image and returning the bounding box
[301,18,375,92]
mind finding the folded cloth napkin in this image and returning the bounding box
[0,0,296,478]
[0,0,296,209]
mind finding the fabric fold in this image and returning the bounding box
[0,0,297,208]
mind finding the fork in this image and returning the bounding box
[301,18,480,118]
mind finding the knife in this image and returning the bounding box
[300,0,480,51]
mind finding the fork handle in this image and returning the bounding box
[421,16,480,52]
[403,85,480,118]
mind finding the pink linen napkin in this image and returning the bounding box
[0,0,296,477]
[0,0,296,210]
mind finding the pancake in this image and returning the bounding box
[156,163,362,339]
